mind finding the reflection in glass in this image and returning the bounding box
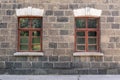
[32,38,40,43]
[77,45,85,50]
[20,18,30,28]
[32,31,40,36]
[88,18,98,28]
[77,32,85,36]
[88,38,96,44]
[76,19,85,28]
[88,45,97,51]
[20,45,28,50]
[32,18,42,28]
[32,44,40,50]
[20,38,28,44]
[88,32,97,36]
[77,38,85,44]
[20,31,29,36]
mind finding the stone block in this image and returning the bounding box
[22,62,31,68]
[104,56,113,61]
[0,23,7,28]
[49,17,56,22]
[54,11,64,16]
[45,10,53,16]
[14,62,22,69]
[16,57,27,61]
[59,4,68,9]
[114,56,120,61]
[59,56,71,61]
[98,69,107,74]
[38,56,48,61]
[32,62,43,68]
[107,69,118,74]
[78,69,88,74]
[108,43,115,48]
[88,69,98,74]
[48,30,59,35]
[0,62,5,69]
[43,62,53,68]
[60,30,68,35]
[6,10,15,15]
[112,11,119,16]
[107,17,114,22]
[109,62,118,68]
[111,24,119,29]
[5,62,14,69]
[102,11,111,16]
[49,56,58,61]
[58,43,68,48]
[49,42,57,48]
[73,62,90,68]
[65,11,73,16]
[90,62,101,68]
[1,43,9,48]
[53,23,64,28]
[54,62,72,69]
[90,56,103,62]
[57,17,68,22]
[69,4,78,9]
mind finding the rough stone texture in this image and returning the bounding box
[0,0,120,75]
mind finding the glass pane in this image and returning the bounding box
[32,38,40,43]
[76,32,85,36]
[20,31,29,36]
[88,32,97,36]
[77,45,85,50]
[32,44,40,50]
[88,45,97,51]
[20,18,30,28]
[32,31,40,36]
[32,18,42,28]
[20,38,28,43]
[76,19,85,28]
[77,38,85,44]
[88,18,98,28]
[20,45,28,50]
[88,38,96,44]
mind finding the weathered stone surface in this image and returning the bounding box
[59,56,71,61]
[54,62,72,69]
[32,62,43,68]
[104,56,113,61]
[0,23,7,28]
[38,56,48,61]
[49,56,58,61]
[43,62,53,68]
[60,30,68,35]
[49,42,57,48]
[107,17,114,22]
[1,43,9,48]
[45,10,53,16]
[112,11,119,16]
[111,24,119,29]
[57,17,68,22]
[54,11,64,16]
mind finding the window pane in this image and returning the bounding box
[77,38,85,44]
[32,18,42,28]
[32,44,40,50]
[88,38,96,44]
[88,32,97,36]
[32,38,40,43]
[76,19,85,28]
[76,32,85,36]
[88,18,98,28]
[20,38,28,43]
[32,31,40,36]
[20,18,30,28]
[77,45,85,50]
[88,45,97,51]
[20,45,28,50]
[20,31,29,36]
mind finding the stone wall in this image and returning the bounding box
[0,0,120,74]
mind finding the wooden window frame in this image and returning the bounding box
[75,17,100,52]
[17,16,43,52]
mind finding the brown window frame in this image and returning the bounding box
[17,16,43,52]
[75,17,100,52]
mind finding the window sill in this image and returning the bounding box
[73,52,103,57]
[14,52,44,56]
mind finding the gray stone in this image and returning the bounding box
[14,62,22,69]
[59,56,71,61]
[22,62,31,68]
[54,62,72,69]
[0,62,5,69]
[59,4,68,9]
[43,62,53,68]
[45,10,53,16]
[38,56,48,61]
[32,62,43,68]
[49,42,57,48]
[6,10,14,15]
[78,69,88,74]
[16,57,27,61]
[1,43,9,48]
[58,43,68,48]
[49,56,58,62]
[107,69,118,74]
[112,24,119,29]
[0,23,7,28]
[108,43,115,48]
[54,11,64,16]
[69,4,78,9]
[60,30,68,35]
[5,62,14,69]
[98,69,107,74]
[57,17,68,22]
[90,62,101,68]
[88,69,98,74]
[112,11,119,16]
[104,56,113,61]
[107,17,114,22]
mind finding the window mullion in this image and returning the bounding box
[29,18,32,51]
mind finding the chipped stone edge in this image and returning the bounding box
[14,52,44,56]
[73,52,104,57]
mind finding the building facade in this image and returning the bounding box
[0,0,120,74]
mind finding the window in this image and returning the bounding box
[18,17,42,52]
[75,17,100,52]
